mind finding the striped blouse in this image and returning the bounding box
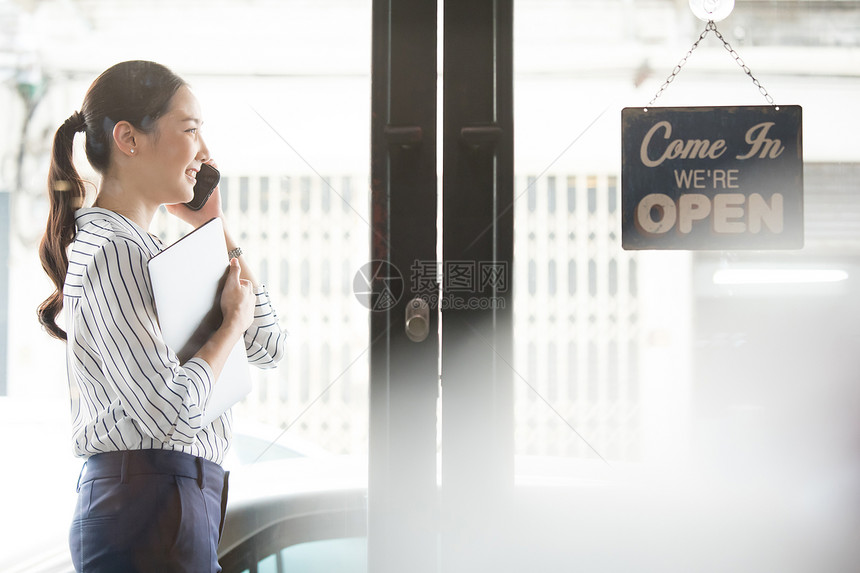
[62,208,287,464]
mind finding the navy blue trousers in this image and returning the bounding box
[70,450,228,573]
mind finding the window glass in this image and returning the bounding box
[280,537,367,572]
[513,0,859,568]
[0,1,370,569]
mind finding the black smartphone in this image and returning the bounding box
[186,163,220,211]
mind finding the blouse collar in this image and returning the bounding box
[74,207,164,255]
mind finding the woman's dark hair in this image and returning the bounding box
[38,60,187,340]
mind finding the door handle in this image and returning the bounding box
[405,297,430,342]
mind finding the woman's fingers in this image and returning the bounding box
[221,259,255,332]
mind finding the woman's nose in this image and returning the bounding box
[197,135,210,162]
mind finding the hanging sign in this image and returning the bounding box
[621,105,803,250]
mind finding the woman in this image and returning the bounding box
[37,60,287,572]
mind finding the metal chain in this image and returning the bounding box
[647,20,776,108]
[647,21,714,108]
[711,24,775,106]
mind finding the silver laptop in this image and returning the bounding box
[147,217,251,426]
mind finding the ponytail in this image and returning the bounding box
[37,111,88,341]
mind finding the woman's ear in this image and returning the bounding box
[112,121,138,157]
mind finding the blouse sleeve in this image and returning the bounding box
[78,238,215,446]
[243,284,288,369]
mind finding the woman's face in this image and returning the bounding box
[138,85,210,206]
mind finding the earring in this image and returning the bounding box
[130,148,135,155]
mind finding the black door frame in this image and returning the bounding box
[369,1,514,570]
[440,0,515,570]
[369,1,440,572]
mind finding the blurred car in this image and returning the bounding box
[218,462,367,573]
[218,420,368,572]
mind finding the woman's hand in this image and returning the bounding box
[165,159,225,229]
[193,257,255,381]
[220,258,255,336]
